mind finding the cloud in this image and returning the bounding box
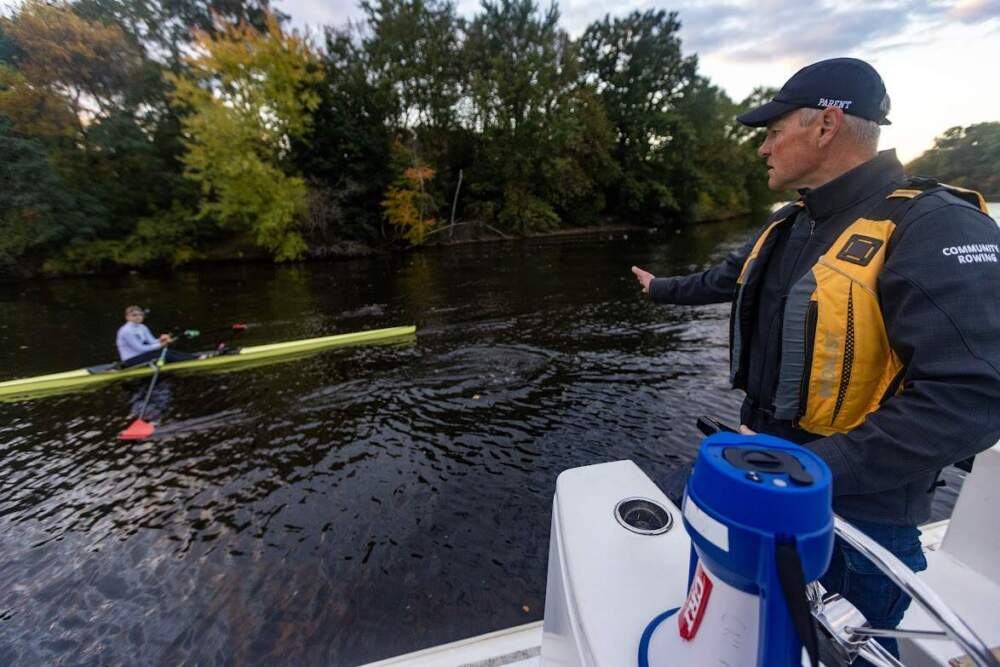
[276,0,360,32]
[669,0,962,64]
[275,0,999,64]
[948,0,1000,23]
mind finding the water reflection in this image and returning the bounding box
[0,217,962,665]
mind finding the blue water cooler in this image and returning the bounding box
[641,432,833,666]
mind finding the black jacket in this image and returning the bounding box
[650,150,1000,525]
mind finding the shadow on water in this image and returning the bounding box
[0,216,965,665]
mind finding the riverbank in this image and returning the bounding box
[2,215,753,283]
[8,199,994,284]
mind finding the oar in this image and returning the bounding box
[119,347,168,441]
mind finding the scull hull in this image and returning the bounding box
[0,325,416,401]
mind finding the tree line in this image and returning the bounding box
[907,122,1000,199]
[0,0,813,277]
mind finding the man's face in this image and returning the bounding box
[757,110,824,191]
[126,310,144,323]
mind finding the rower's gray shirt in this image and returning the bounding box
[116,322,161,361]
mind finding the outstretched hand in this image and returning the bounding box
[631,266,655,294]
[158,333,174,346]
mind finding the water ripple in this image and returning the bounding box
[0,220,960,665]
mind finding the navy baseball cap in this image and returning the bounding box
[737,57,891,127]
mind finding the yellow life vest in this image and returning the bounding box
[730,179,989,436]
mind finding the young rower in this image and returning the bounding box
[116,305,204,368]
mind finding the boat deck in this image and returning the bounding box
[360,622,542,667]
[357,520,954,667]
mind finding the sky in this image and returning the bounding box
[275,0,1000,163]
[1,0,995,161]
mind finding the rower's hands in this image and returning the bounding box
[158,333,175,346]
[631,266,655,294]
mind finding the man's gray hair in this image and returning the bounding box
[798,108,880,152]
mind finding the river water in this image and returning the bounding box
[0,217,969,666]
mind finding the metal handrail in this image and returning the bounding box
[845,626,948,641]
[833,516,999,667]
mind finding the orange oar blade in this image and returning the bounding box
[119,419,155,440]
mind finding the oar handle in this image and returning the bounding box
[164,328,200,343]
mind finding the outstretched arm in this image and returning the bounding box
[632,235,756,306]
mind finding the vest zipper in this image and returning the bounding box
[830,287,856,425]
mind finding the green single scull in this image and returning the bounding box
[0,325,416,401]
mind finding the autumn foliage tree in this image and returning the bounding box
[0,0,152,274]
[168,12,321,260]
[0,0,142,143]
[382,144,439,244]
[0,0,799,277]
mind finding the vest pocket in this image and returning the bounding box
[802,263,894,435]
[800,263,857,435]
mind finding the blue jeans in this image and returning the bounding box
[820,519,927,664]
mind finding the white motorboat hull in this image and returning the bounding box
[361,444,1000,667]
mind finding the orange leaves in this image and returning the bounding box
[382,159,438,245]
[404,165,436,182]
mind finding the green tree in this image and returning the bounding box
[0,0,160,274]
[353,0,468,242]
[168,12,321,260]
[290,26,396,246]
[728,86,787,211]
[669,77,741,220]
[540,86,619,224]
[908,122,1000,196]
[73,0,283,66]
[669,79,783,220]
[578,10,698,220]
[462,0,615,233]
[0,118,83,274]
[71,0,286,235]
[360,0,463,133]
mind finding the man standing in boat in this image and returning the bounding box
[116,305,203,368]
[631,57,1000,659]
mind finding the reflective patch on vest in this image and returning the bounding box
[836,234,884,267]
[816,328,842,400]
